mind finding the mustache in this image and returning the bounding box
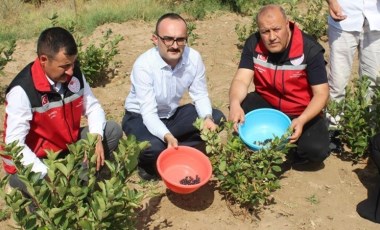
[167,48,180,52]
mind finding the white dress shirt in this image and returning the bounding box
[5,74,106,177]
[124,46,213,141]
[328,0,380,31]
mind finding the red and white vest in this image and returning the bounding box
[1,58,84,174]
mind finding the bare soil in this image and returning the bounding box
[1,12,379,230]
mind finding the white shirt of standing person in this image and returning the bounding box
[328,0,380,31]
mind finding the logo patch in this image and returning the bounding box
[257,54,268,62]
[290,54,304,66]
[48,111,57,119]
[68,76,80,93]
[41,94,49,106]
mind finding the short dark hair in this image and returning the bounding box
[155,13,187,35]
[37,27,78,58]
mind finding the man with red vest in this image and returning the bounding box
[2,27,122,190]
[229,5,330,169]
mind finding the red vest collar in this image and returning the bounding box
[31,57,51,92]
[31,57,72,92]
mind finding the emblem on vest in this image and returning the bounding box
[68,76,80,93]
[257,54,268,62]
[41,94,49,106]
[290,54,304,66]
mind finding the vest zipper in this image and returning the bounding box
[61,87,75,143]
[273,64,282,110]
[281,70,285,111]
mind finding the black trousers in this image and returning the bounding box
[355,133,380,223]
[241,92,330,163]
[121,103,225,175]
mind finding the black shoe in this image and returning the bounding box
[329,130,342,153]
[138,167,159,181]
[292,155,324,171]
[292,155,310,166]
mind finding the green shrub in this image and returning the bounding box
[187,22,199,46]
[327,76,380,162]
[195,119,294,210]
[77,29,123,87]
[222,0,297,15]
[235,23,254,49]
[0,208,11,221]
[290,0,327,40]
[0,135,149,229]
[0,40,15,73]
[0,40,15,104]
[157,0,229,19]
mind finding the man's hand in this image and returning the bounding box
[203,117,218,131]
[95,134,105,171]
[327,0,347,21]
[164,133,178,149]
[289,117,305,143]
[228,104,245,132]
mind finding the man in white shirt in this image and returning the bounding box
[122,13,225,180]
[327,0,380,124]
[2,27,123,193]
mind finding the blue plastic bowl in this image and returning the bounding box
[238,108,291,150]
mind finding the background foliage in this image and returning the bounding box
[327,76,380,162]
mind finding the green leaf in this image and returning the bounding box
[70,186,82,197]
[55,163,68,177]
[78,207,87,218]
[25,215,37,230]
[219,161,226,171]
[48,207,64,219]
[271,165,282,172]
[78,219,93,230]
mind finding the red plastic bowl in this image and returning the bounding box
[156,146,212,194]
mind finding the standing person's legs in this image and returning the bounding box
[360,19,380,97]
[328,25,360,102]
[121,111,166,179]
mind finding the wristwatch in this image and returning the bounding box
[204,114,214,122]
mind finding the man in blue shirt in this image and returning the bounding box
[122,13,225,180]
